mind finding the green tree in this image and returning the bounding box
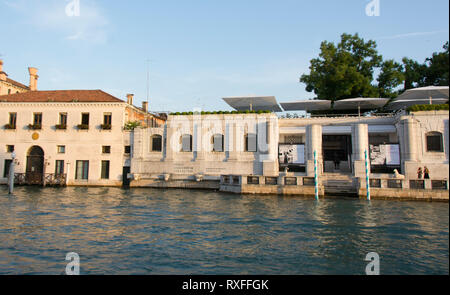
[424,41,449,86]
[300,33,382,101]
[402,57,427,90]
[377,59,405,98]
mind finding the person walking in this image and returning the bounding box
[424,166,430,179]
[417,167,423,179]
[333,152,340,170]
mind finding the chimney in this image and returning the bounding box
[142,101,148,113]
[28,67,38,91]
[0,60,7,81]
[126,94,134,105]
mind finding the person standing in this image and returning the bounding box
[424,166,430,179]
[417,167,423,179]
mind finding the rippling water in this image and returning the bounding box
[0,186,448,275]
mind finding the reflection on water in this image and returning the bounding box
[0,186,448,275]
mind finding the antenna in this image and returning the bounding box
[146,58,150,105]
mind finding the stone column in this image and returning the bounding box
[306,124,322,176]
[351,123,369,178]
[228,120,239,161]
[165,124,176,161]
[401,118,419,178]
[263,119,278,176]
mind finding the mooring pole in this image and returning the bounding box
[365,150,370,201]
[314,150,319,200]
[8,152,16,194]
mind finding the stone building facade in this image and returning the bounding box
[0,59,36,96]
[0,90,165,187]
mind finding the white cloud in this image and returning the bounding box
[378,30,448,40]
[4,0,110,44]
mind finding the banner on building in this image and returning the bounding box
[370,144,400,166]
[279,144,305,164]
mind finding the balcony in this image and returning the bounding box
[28,124,42,130]
[55,124,67,130]
[14,173,66,186]
[77,124,89,130]
[4,124,16,130]
[100,124,112,130]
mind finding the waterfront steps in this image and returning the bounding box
[322,173,357,196]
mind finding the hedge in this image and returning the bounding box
[407,104,449,112]
[169,110,272,115]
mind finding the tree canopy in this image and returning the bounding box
[300,34,449,101]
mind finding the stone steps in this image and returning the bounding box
[322,173,357,195]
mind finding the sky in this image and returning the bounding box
[0,0,448,112]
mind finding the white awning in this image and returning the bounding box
[222,96,283,112]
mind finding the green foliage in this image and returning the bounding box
[169,110,271,116]
[378,59,405,98]
[124,121,142,130]
[300,34,448,101]
[300,33,382,101]
[424,42,449,86]
[407,104,449,112]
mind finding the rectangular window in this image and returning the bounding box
[6,145,14,153]
[75,160,89,180]
[432,180,447,190]
[57,145,66,154]
[101,160,110,179]
[151,136,162,152]
[410,180,425,189]
[33,113,42,125]
[265,177,277,185]
[102,146,111,154]
[426,133,443,152]
[9,113,17,128]
[182,135,192,152]
[213,134,224,152]
[55,160,64,175]
[81,113,90,125]
[124,145,131,154]
[59,113,67,125]
[246,134,257,152]
[247,176,260,185]
[103,113,112,125]
[3,160,12,178]
[303,177,315,186]
[285,177,297,186]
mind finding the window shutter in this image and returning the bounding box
[213,134,223,152]
[182,135,192,152]
[247,134,257,152]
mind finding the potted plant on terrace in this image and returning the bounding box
[28,123,42,130]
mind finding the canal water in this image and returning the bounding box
[0,186,448,275]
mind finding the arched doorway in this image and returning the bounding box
[26,146,44,185]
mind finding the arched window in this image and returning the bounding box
[181,134,192,152]
[245,133,257,152]
[212,134,224,152]
[151,135,162,152]
[426,132,443,152]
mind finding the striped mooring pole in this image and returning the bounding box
[314,150,319,200]
[364,149,370,200]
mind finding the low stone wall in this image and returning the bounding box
[220,174,324,197]
[357,177,449,201]
[358,188,449,202]
[130,178,220,190]
[220,183,322,197]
